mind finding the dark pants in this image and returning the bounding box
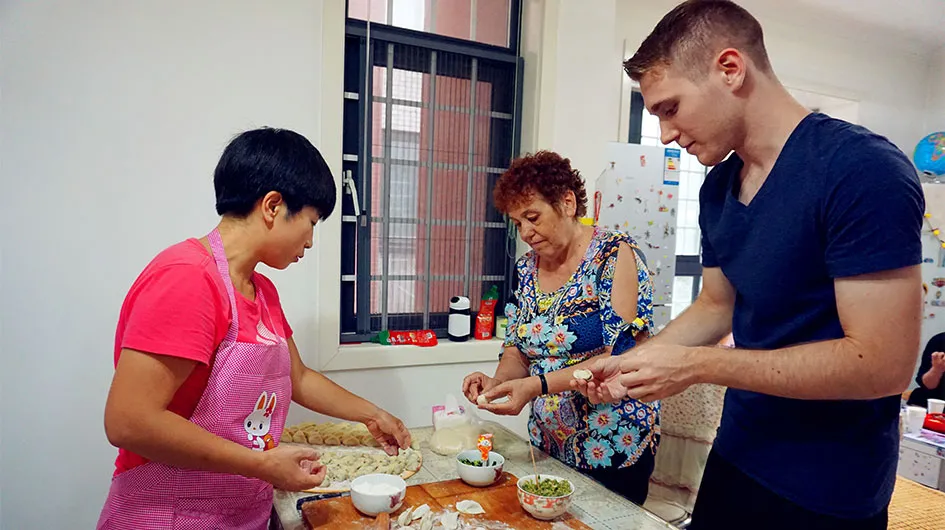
[579,447,655,506]
[690,449,889,530]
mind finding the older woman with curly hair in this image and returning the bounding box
[461,151,659,504]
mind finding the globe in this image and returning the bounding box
[914,132,945,175]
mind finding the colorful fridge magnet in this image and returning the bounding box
[933,278,945,288]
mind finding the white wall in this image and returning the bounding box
[0,1,331,527]
[925,46,945,133]
[519,0,623,199]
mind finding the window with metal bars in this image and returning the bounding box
[340,9,522,343]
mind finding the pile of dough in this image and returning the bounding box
[282,421,380,448]
[319,447,422,486]
[429,424,484,456]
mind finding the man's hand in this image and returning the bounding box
[257,444,326,491]
[617,344,700,402]
[570,356,630,405]
[478,377,541,416]
[364,409,411,456]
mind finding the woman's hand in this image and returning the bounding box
[462,371,500,405]
[364,409,412,456]
[257,444,326,491]
[931,351,945,374]
[478,377,541,416]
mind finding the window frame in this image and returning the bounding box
[340,2,524,344]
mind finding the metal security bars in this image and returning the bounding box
[340,18,522,343]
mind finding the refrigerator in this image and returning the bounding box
[594,142,681,330]
[921,182,945,372]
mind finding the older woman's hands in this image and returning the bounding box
[477,377,541,416]
[462,372,501,405]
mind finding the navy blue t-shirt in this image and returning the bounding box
[699,113,924,518]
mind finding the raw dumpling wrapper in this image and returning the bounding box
[456,500,485,515]
[396,507,413,526]
[440,511,459,530]
[411,504,430,521]
[419,511,434,530]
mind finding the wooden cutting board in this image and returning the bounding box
[301,473,591,529]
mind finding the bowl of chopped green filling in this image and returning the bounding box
[455,450,505,487]
[516,474,574,520]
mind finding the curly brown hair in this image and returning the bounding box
[493,151,587,218]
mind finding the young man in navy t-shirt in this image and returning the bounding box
[573,1,924,528]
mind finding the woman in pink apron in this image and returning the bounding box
[98,128,410,529]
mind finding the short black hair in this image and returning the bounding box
[624,0,771,81]
[213,127,336,219]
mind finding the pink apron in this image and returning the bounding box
[97,229,292,529]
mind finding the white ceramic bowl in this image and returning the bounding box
[516,474,575,521]
[455,449,505,487]
[349,473,407,516]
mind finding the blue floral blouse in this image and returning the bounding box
[503,228,660,470]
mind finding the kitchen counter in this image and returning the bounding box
[273,423,677,530]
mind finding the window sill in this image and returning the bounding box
[320,338,505,372]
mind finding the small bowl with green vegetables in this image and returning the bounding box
[455,449,505,487]
[516,474,575,520]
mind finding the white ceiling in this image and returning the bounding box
[770,0,945,51]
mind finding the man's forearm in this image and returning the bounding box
[922,367,945,391]
[693,337,913,400]
[651,296,732,348]
[293,368,380,423]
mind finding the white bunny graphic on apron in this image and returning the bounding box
[244,391,277,451]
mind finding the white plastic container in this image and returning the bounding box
[448,296,471,341]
